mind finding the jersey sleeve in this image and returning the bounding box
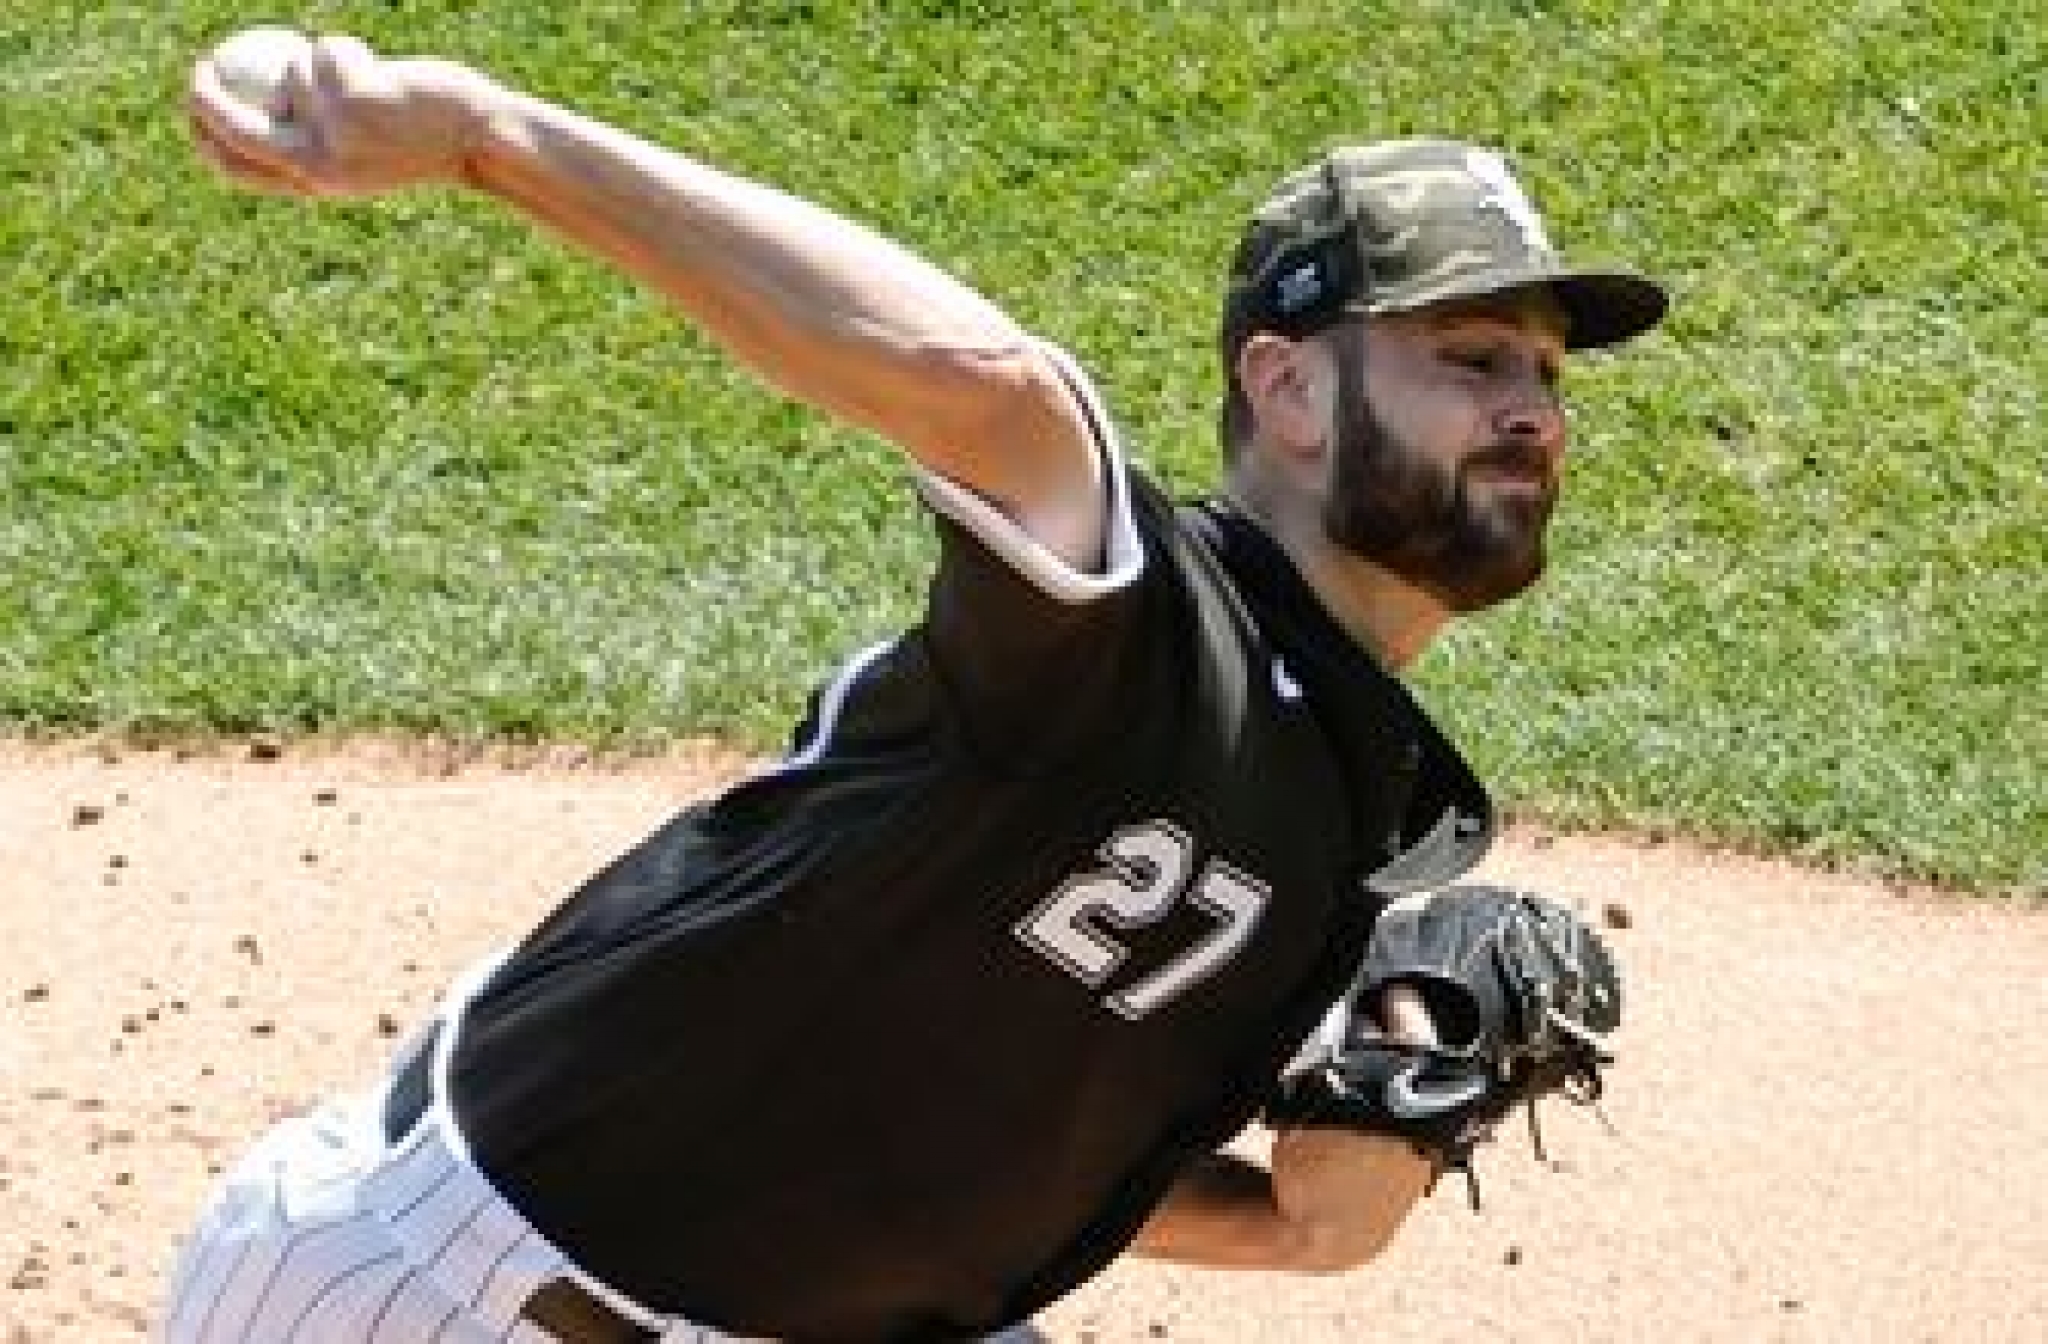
[910,341,1179,771]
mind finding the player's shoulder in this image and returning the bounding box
[1127,475,1246,590]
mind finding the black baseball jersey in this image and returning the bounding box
[447,356,1493,1341]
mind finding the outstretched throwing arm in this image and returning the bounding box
[187,32,1105,564]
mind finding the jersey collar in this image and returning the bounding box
[1186,498,1496,896]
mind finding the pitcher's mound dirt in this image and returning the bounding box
[3,743,2043,1342]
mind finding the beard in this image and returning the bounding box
[1320,334,1557,613]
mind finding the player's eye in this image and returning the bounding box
[1443,343,1564,394]
[1443,345,1503,376]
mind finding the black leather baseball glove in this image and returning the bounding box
[1268,885,1622,1199]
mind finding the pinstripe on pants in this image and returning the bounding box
[159,1084,739,1343]
[161,953,1050,1344]
[161,949,738,1344]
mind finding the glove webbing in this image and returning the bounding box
[1442,1005,1614,1210]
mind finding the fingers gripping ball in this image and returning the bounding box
[205,26,312,120]
[1269,886,1622,1185]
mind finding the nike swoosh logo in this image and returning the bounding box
[1272,657,1303,702]
[1382,1060,1488,1119]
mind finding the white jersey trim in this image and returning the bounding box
[424,949,686,1335]
[914,340,1145,604]
[735,638,896,784]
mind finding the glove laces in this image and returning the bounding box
[1446,1006,1615,1211]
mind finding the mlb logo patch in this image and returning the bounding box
[1276,261,1325,314]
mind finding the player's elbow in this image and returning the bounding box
[1266,1125,1434,1273]
[906,337,1074,456]
[1282,1209,1405,1274]
[891,341,1105,555]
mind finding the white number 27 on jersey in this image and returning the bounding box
[1014,820,1270,1019]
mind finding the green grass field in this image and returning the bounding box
[1,2,2041,894]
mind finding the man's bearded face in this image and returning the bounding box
[1320,326,1557,613]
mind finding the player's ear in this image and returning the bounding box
[1237,330,1334,466]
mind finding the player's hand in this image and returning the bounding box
[188,34,492,199]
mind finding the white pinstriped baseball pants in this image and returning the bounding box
[160,1084,744,1342]
[161,956,1050,1343]
[161,952,751,1343]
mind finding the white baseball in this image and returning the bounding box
[207,26,310,119]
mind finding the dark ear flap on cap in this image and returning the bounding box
[1244,159,1365,338]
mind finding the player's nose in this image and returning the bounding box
[1492,384,1566,459]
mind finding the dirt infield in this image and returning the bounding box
[4,741,2044,1342]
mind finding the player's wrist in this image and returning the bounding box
[394,58,510,188]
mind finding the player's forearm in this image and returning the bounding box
[1128,1152,1306,1269]
[1130,1137,1430,1273]
[441,72,1041,459]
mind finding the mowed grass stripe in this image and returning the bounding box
[0,2,2039,892]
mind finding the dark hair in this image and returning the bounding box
[1216,221,1292,461]
[1217,216,1361,461]
[1216,232,1263,461]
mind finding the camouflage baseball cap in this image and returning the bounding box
[1224,139,1667,351]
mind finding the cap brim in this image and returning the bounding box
[1368,264,1669,350]
[1546,269,1670,350]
